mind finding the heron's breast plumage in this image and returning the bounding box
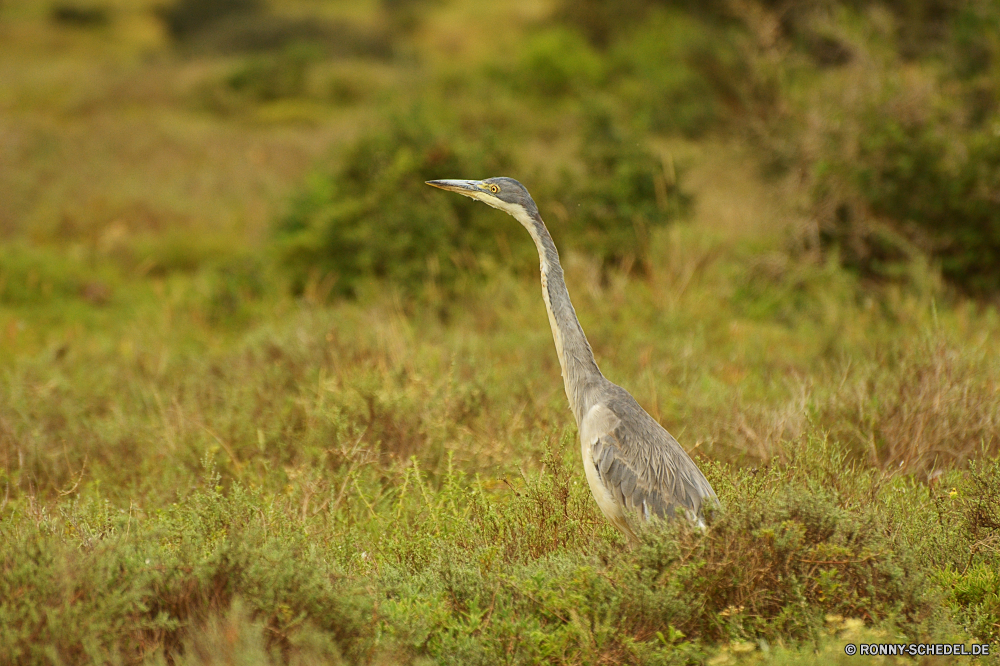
[580,402,636,541]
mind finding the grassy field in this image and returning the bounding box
[2,0,1000,664]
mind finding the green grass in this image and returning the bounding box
[2,0,1000,663]
[4,222,999,663]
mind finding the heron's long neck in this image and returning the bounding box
[518,209,604,424]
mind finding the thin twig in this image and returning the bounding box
[799,552,884,566]
[200,424,243,473]
[58,454,87,496]
[125,500,133,540]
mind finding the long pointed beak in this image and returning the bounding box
[426,179,483,196]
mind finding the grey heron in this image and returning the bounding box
[427,177,718,545]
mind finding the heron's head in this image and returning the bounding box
[426,177,538,222]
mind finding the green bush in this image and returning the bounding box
[274,110,515,298]
[509,27,604,98]
[205,17,394,58]
[50,3,110,28]
[950,0,1000,81]
[551,0,655,47]
[817,114,1000,294]
[609,12,725,137]
[158,0,392,57]
[157,0,263,42]
[274,107,691,296]
[549,109,690,270]
[225,44,320,102]
[655,0,968,59]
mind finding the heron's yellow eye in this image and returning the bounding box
[488,184,500,193]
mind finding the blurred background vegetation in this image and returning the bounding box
[2,0,1000,663]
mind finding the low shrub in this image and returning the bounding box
[946,562,1000,645]
[373,440,940,664]
[0,476,372,665]
[961,457,1000,551]
[624,485,932,645]
[0,243,116,307]
[939,456,1000,644]
[0,424,985,663]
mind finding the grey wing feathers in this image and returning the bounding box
[588,389,717,523]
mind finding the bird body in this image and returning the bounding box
[426,177,717,544]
